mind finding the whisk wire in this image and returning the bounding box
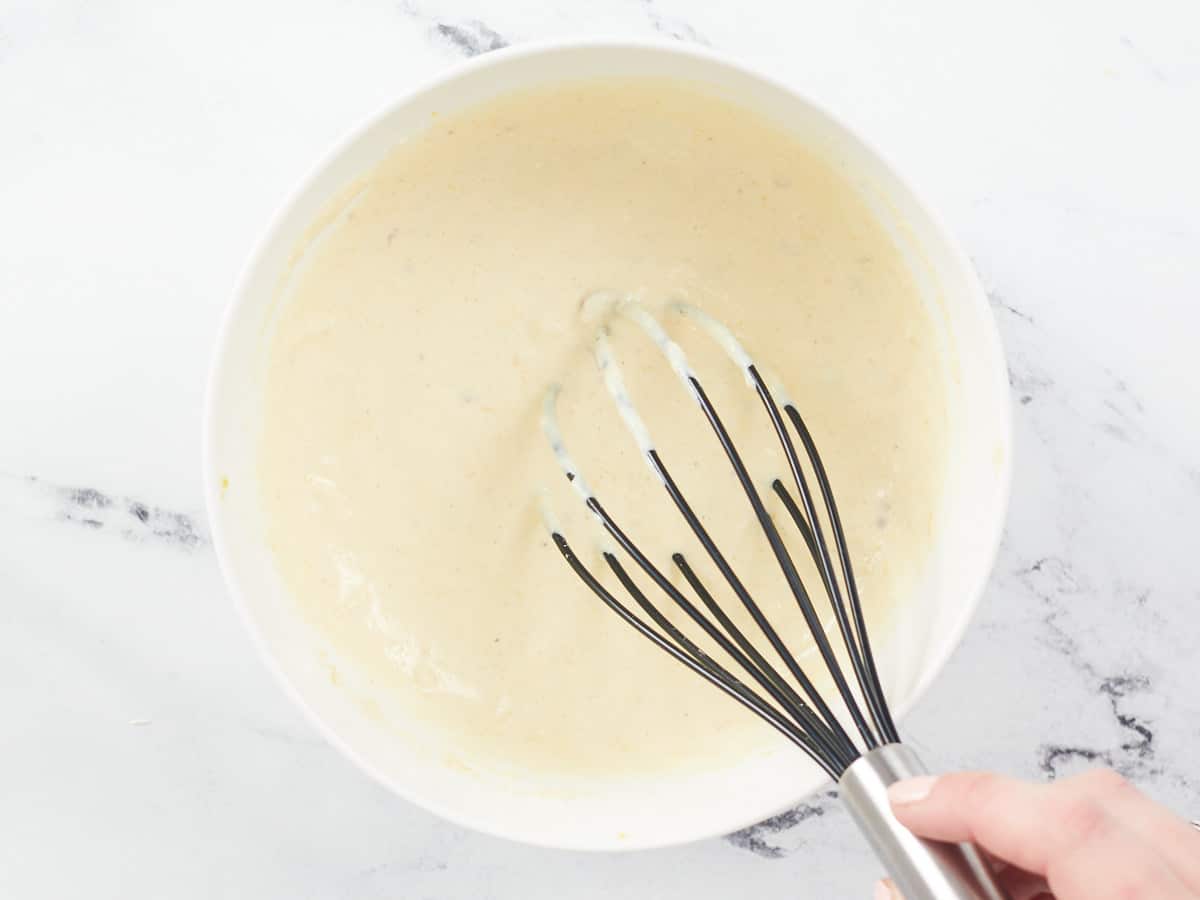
[608,553,851,773]
[686,373,880,750]
[748,366,891,744]
[646,448,858,760]
[769,479,820,560]
[551,532,841,777]
[782,403,900,743]
[587,494,854,767]
[667,552,857,767]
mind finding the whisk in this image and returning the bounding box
[541,300,1009,900]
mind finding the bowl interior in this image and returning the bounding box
[204,42,1010,850]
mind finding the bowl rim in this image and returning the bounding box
[202,36,1013,852]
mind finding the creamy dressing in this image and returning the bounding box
[259,80,949,779]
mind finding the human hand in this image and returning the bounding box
[874,769,1200,899]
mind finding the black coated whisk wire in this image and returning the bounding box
[541,306,900,780]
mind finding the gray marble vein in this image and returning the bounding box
[640,0,710,45]
[1,473,208,549]
[726,790,840,858]
[435,19,509,56]
[986,288,1036,325]
[399,0,511,57]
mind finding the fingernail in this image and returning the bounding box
[887,775,937,806]
[873,880,895,900]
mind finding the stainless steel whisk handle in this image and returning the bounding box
[840,745,1011,900]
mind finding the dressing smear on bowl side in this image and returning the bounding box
[258,79,949,780]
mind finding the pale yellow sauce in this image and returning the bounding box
[259,80,948,779]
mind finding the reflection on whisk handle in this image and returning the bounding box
[840,745,1010,900]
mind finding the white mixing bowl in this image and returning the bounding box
[204,39,1011,851]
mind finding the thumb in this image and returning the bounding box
[886,772,1055,875]
[887,771,1196,899]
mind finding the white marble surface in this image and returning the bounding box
[2,0,1199,896]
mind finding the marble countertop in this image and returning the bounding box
[2,0,1198,896]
